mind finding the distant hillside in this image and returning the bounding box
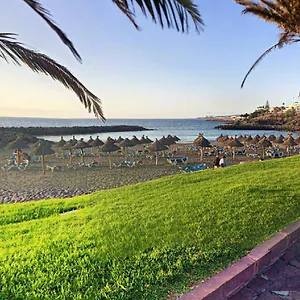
[215,110,300,132]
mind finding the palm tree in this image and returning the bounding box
[1,0,202,120]
[235,0,300,87]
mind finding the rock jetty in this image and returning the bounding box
[215,124,279,130]
[0,125,151,137]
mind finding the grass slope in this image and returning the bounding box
[1,157,300,299]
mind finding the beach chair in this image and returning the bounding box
[113,160,141,168]
[167,157,189,165]
[179,163,208,173]
[46,165,64,172]
[30,156,41,163]
[2,162,29,171]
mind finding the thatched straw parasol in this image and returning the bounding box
[237,135,244,141]
[31,142,55,175]
[244,135,253,144]
[107,136,117,144]
[6,136,29,149]
[90,136,104,161]
[6,137,30,166]
[267,134,276,142]
[216,134,224,142]
[139,135,148,145]
[145,136,153,143]
[252,135,261,144]
[193,134,211,162]
[52,137,66,158]
[71,136,78,146]
[87,136,94,145]
[220,135,229,143]
[54,136,66,148]
[148,139,168,165]
[130,135,140,146]
[100,138,121,169]
[73,138,92,163]
[90,136,104,147]
[158,136,168,145]
[274,135,284,145]
[227,137,244,160]
[62,139,75,164]
[166,135,176,145]
[173,135,180,142]
[116,136,124,143]
[283,137,297,156]
[257,137,272,159]
[119,138,134,161]
[32,139,50,148]
[294,136,300,145]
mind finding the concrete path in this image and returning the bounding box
[229,240,300,300]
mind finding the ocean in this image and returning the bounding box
[0,117,293,143]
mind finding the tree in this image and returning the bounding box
[1,0,202,120]
[235,0,300,87]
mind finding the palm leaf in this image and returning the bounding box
[23,0,81,61]
[241,41,286,88]
[0,33,104,120]
[112,0,203,33]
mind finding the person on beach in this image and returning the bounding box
[219,155,227,168]
[213,153,220,168]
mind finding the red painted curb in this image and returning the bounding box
[180,220,300,300]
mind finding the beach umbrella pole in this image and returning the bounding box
[156,151,158,165]
[16,149,21,166]
[69,150,73,164]
[109,152,112,169]
[41,155,45,175]
[81,149,84,163]
[200,147,203,162]
[232,148,235,160]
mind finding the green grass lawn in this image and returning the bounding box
[1,156,300,299]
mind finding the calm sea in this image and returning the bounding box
[0,117,292,143]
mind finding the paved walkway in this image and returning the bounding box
[229,240,300,300]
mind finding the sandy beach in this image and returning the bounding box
[0,141,289,204]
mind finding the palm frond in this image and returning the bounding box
[241,41,285,88]
[235,0,286,26]
[112,0,203,33]
[23,0,81,62]
[0,33,104,120]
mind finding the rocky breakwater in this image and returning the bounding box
[0,125,152,137]
[0,188,94,203]
[214,123,280,131]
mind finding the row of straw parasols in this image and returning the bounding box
[54,134,179,168]
[217,133,299,159]
[5,134,181,174]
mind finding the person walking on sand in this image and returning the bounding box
[213,153,221,168]
[219,155,227,168]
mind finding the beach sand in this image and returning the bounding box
[0,142,284,203]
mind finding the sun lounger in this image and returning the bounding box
[2,162,29,171]
[247,153,259,158]
[167,157,188,165]
[46,165,64,172]
[179,163,208,173]
[30,156,41,163]
[113,160,141,168]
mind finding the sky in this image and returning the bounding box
[1,0,300,119]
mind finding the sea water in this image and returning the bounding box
[0,117,292,143]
